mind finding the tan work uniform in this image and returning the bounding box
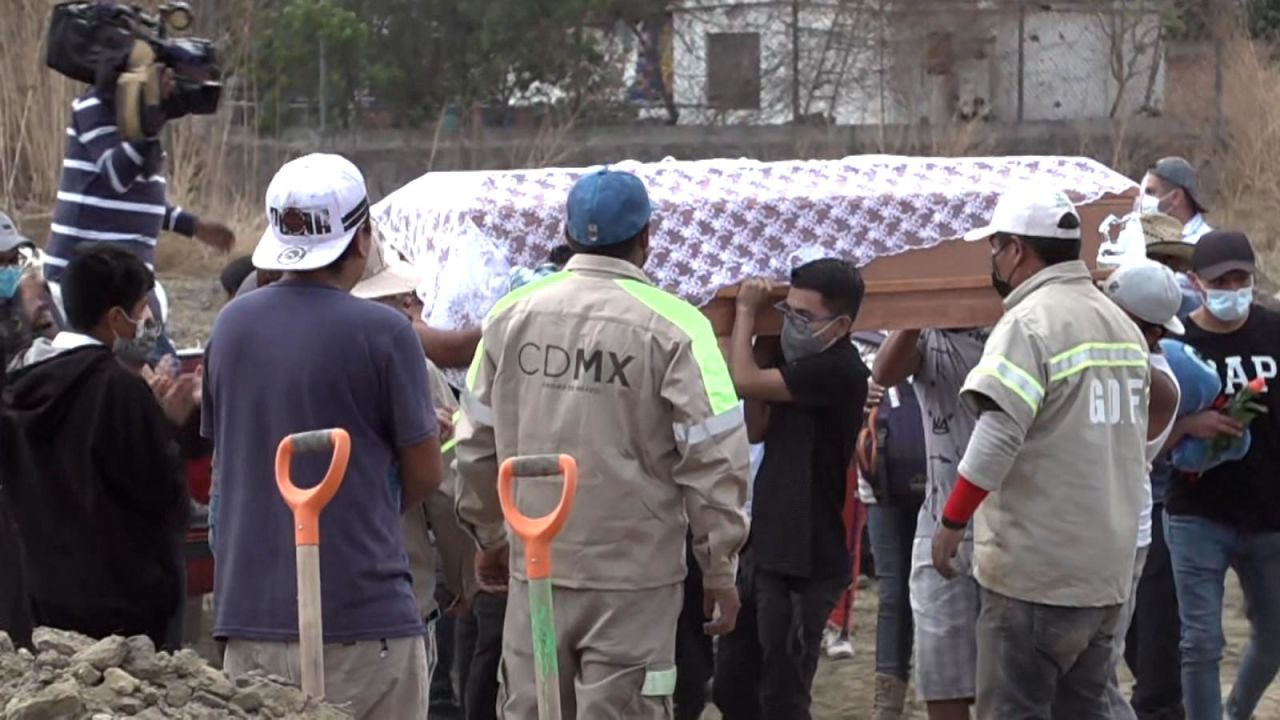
[956,260,1151,719]
[402,360,475,655]
[455,254,750,720]
[959,260,1151,607]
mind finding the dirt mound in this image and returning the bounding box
[0,628,350,719]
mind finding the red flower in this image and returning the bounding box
[1248,378,1268,394]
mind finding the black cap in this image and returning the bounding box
[1192,230,1256,281]
[1150,157,1207,213]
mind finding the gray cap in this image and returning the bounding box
[0,212,31,253]
[1103,259,1185,335]
[1149,157,1207,213]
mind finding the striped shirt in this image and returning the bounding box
[47,89,197,282]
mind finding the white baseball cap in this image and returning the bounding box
[1103,259,1185,335]
[352,235,420,300]
[963,186,1082,243]
[253,154,370,272]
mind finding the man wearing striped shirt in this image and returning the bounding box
[48,86,234,343]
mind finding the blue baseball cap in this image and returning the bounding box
[566,169,652,247]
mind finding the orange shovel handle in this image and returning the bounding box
[276,429,352,547]
[498,454,578,580]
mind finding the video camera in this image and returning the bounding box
[45,1,222,141]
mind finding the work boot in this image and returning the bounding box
[872,673,907,720]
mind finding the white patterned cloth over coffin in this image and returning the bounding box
[372,155,1136,342]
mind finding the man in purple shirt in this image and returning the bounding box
[202,154,443,719]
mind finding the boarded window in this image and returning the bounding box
[706,33,761,110]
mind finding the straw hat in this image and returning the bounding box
[352,228,419,300]
[1140,212,1192,260]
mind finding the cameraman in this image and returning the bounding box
[46,67,234,354]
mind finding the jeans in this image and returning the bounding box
[1105,546,1149,720]
[457,591,505,720]
[430,612,459,717]
[1125,504,1185,720]
[713,550,847,720]
[675,541,713,720]
[976,587,1122,720]
[0,495,32,649]
[1164,512,1280,720]
[867,501,918,681]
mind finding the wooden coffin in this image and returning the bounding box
[702,192,1133,336]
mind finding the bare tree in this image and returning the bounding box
[1094,0,1170,117]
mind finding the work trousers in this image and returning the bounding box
[976,587,1122,720]
[224,635,431,720]
[499,581,680,720]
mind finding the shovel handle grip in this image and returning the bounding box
[276,429,352,547]
[498,454,578,580]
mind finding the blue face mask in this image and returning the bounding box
[1205,286,1253,322]
[0,266,21,300]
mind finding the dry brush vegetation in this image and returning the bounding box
[2,1,1280,278]
[0,0,261,275]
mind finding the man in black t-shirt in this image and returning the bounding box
[713,258,869,720]
[1163,230,1280,720]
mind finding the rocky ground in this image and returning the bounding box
[0,629,348,720]
[701,573,1280,720]
[160,275,225,350]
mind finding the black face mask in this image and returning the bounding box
[990,240,1015,299]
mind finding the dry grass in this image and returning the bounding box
[1206,38,1280,280]
[4,2,1280,282]
[0,0,79,231]
[0,0,262,275]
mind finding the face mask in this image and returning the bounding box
[1139,193,1161,214]
[781,314,837,363]
[1204,286,1253,322]
[0,267,21,299]
[113,312,162,365]
[990,242,1015,298]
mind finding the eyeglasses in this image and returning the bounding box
[774,301,839,326]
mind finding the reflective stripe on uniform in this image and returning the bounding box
[614,278,739,416]
[1049,342,1148,382]
[487,270,569,322]
[674,405,745,447]
[465,338,485,392]
[971,354,1045,413]
[441,410,463,454]
[466,271,572,392]
[460,390,493,427]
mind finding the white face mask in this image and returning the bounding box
[1139,193,1161,214]
[1204,286,1253,322]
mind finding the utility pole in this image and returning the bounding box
[1016,0,1025,121]
[792,0,801,122]
[318,36,328,135]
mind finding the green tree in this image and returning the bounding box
[251,0,622,130]
[256,0,372,131]
[1246,0,1280,40]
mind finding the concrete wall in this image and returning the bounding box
[228,117,1201,204]
[669,1,1165,125]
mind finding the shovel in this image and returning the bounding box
[498,454,579,720]
[275,428,352,699]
